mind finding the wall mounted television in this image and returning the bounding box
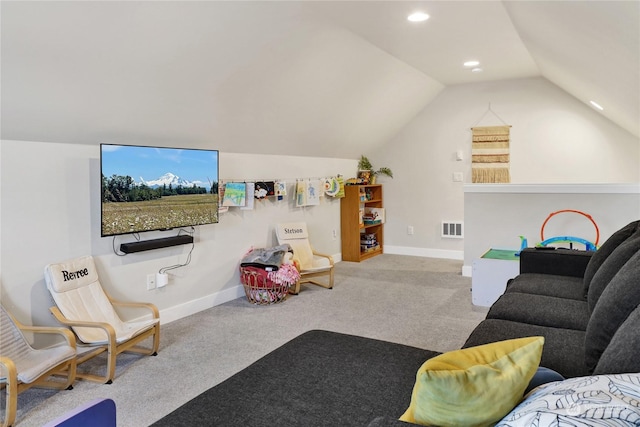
[100,144,219,237]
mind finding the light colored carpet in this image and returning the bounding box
[5,254,487,427]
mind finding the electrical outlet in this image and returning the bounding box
[332,229,337,240]
[453,172,463,182]
[146,274,156,290]
[407,225,414,235]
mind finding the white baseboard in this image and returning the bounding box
[462,265,473,277]
[158,250,458,325]
[159,285,245,325]
[384,245,464,260]
[158,254,342,325]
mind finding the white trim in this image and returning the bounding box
[462,265,473,277]
[384,245,464,260]
[158,253,342,325]
[464,183,640,194]
[159,285,245,325]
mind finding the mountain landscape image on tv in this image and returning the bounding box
[101,144,219,237]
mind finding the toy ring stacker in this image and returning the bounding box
[539,209,599,251]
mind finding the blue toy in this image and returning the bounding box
[538,236,597,251]
[515,236,528,256]
[516,210,600,255]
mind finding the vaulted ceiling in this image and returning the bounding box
[2,1,638,158]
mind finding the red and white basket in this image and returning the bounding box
[240,266,291,305]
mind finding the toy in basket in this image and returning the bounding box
[240,245,300,305]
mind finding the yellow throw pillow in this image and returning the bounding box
[399,336,544,427]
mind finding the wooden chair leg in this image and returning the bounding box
[2,371,17,427]
[77,346,115,384]
[75,326,159,384]
[0,357,18,427]
[152,324,160,355]
[288,280,301,295]
[105,347,116,384]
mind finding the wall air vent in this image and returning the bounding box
[442,221,463,239]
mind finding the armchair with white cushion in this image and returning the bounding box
[276,222,334,294]
[44,255,160,384]
[1,304,76,427]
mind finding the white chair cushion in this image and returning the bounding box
[276,223,315,270]
[112,318,158,344]
[48,281,124,344]
[285,239,315,271]
[0,306,75,384]
[275,223,309,240]
[305,255,332,272]
[45,255,99,292]
[15,345,76,384]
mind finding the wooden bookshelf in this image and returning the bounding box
[340,184,384,262]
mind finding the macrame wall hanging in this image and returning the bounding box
[470,104,512,183]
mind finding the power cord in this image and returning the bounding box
[159,227,195,274]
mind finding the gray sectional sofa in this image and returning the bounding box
[153,220,640,426]
[464,219,640,379]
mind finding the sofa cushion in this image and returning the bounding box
[587,231,640,313]
[496,373,640,426]
[487,292,589,331]
[585,250,640,373]
[464,319,588,378]
[583,220,640,298]
[400,337,543,427]
[505,273,585,301]
[594,303,640,375]
[518,248,593,278]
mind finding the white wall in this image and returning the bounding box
[0,145,2,286]
[2,77,639,330]
[0,140,355,331]
[463,184,640,274]
[372,77,639,259]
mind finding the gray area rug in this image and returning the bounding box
[4,255,487,426]
[152,329,440,426]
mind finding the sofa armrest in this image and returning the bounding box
[519,248,594,278]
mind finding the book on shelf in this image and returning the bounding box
[363,207,385,225]
[361,244,380,253]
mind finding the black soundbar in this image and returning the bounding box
[120,235,194,254]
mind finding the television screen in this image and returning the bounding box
[100,144,219,237]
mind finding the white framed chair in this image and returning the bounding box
[44,255,160,384]
[1,305,76,427]
[276,222,334,294]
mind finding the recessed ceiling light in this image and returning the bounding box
[590,100,604,111]
[471,67,483,73]
[464,61,480,67]
[407,12,430,22]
